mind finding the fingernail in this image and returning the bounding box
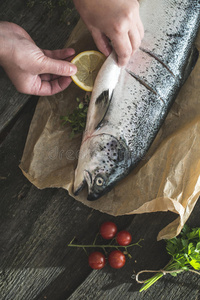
[69,64,77,75]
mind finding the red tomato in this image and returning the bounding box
[88,251,106,269]
[116,230,132,246]
[108,250,126,269]
[100,221,117,240]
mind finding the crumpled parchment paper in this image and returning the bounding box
[20,19,200,240]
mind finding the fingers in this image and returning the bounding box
[32,76,73,96]
[91,28,112,57]
[128,26,142,53]
[40,73,61,81]
[110,9,144,67]
[30,48,77,95]
[43,48,75,60]
[111,32,132,66]
[136,20,144,41]
[112,23,144,67]
[39,56,77,77]
[30,48,78,95]
[39,48,77,77]
[109,1,144,66]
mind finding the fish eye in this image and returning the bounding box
[95,176,104,186]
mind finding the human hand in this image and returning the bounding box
[0,22,77,96]
[73,0,144,66]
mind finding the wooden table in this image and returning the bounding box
[1,1,200,299]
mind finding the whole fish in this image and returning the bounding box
[74,0,200,201]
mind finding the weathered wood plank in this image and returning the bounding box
[0,99,134,300]
[0,0,79,134]
[68,201,200,300]
[0,83,199,300]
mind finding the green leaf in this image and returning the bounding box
[188,243,195,255]
[79,103,84,109]
[166,238,180,256]
[181,266,190,271]
[189,260,200,270]
[181,224,191,236]
[170,271,179,277]
[181,239,189,250]
[187,228,200,241]
[195,242,200,253]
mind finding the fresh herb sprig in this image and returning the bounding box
[137,225,200,292]
[60,94,90,138]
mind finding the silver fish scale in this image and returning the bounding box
[126,49,179,103]
[140,0,200,78]
[97,71,165,159]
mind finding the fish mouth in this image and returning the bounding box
[73,170,92,197]
[84,170,100,201]
[73,178,86,196]
[87,182,115,201]
[87,193,99,201]
[74,170,100,201]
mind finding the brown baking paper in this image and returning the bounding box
[20,20,200,240]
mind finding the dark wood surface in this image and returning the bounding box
[0,1,200,300]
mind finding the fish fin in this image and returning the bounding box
[93,89,113,129]
[96,89,110,106]
[181,46,199,85]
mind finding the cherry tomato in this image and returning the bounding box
[108,250,126,269]
[88,251,106,270]
[116,230,132,246]
[100,221,117,240]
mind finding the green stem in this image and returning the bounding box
[68,242,140,248]
[139,273,164,292]
[83,247,88,256]
[138,260,176,292]
[68,238,143,249]
[93,233,99,245]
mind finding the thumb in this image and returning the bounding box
[40,56,77,76]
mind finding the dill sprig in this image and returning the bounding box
[60,94,90,138]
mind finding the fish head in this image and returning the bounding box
[73,134,131,201]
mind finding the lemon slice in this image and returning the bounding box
[71,50,106,92]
